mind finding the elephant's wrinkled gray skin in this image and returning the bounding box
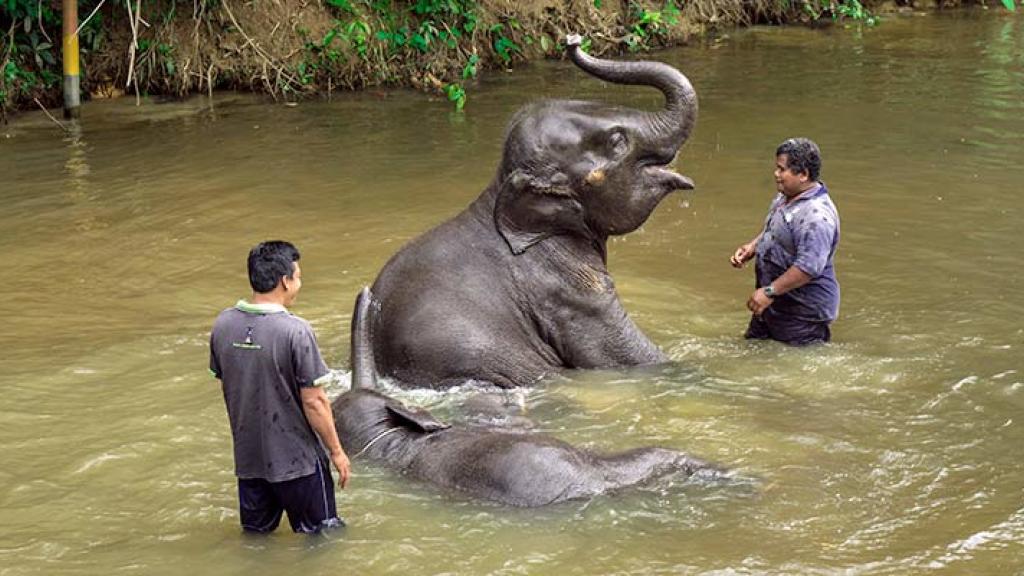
[369,37,699,388]
[333,287,721,508]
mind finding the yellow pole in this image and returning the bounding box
[62,0,80,119]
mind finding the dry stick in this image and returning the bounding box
[221,1,301,99]
[33,98,71,132]
[75,0,109,37]
[37,0,53,44]
[192,0,204,97]
[123,0,148,105]
[125,0,139,101]
[1,20,15,75]
[132,0,144,105]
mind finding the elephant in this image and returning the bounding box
[366,35,699,388]
[332,287,722,507]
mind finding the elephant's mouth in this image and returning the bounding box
[638,151,694,193]
[643,163,694,193]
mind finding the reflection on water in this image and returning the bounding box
[2,9,1023,575]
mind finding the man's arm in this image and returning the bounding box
[731,232,764,268]
[300,386,351,489]
[747,265,812,315]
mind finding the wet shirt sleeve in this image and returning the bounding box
[291,322,329,388]
[792,201,838,278]
[208,332,221,380]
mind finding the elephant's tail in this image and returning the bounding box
[350,286,379,389]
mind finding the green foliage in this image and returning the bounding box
[0,0,110,113]
[625,1,681,51]
[462,53,480,79]
[326,0,358,14]
[2,0,59,109]
[444,82,466,110]
[803,0,879,25]
[1000,0,1016,11]
[0,0,896,117]
[489,23,521,64]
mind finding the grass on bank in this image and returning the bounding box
[0,0,928,120]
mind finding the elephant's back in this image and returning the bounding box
[409,430,606,506]
[368,207,555,387]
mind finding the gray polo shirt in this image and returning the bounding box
[209,300,330,482]
[754,182,840,323]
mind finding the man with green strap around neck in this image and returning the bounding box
[210,240,351,534]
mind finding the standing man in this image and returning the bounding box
[730,138,840,345]
[210,240,351,534]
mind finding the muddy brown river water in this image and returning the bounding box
[2,9,1023,575]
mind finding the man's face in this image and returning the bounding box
[774,154,810,197]
[282,261,302,306]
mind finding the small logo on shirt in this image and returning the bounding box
[232,326,262,350]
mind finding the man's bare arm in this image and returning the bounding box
[731,232,764,268]
[301,386,351,489]
[747,265,813,315]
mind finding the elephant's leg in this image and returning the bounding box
[521,238,669,369]
[543,289,669,368]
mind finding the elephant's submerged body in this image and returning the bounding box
[335,390,713,507]
[332,288,722,507]
[409,432,713,506]
[369,39,699,388]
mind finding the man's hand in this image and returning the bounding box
[747,287,774,316]
[731,242,757,268]
[330,450,351,489]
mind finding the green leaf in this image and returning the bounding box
[411,33,429,52]
[1000,0,1016,11]
[462,53,479,79]
[445,83,466,111]
[326,0,355,13]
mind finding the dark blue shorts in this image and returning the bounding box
[745,309,831,346]
[237,457,344,534]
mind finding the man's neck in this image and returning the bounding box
[250,292,288,307]
[784,181,819,205]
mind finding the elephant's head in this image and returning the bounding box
[332,388,449,460]
[494,35,698,254]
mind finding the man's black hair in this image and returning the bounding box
[776,138,821,181]
[248,241,300,294]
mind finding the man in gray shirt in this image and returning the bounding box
[210,241,351,533]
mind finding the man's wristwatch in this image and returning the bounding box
[763,284,777,298]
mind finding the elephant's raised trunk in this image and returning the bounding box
[566,35,697,157]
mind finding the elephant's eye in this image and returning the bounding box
[608,130,629,158]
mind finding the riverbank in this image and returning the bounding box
[0,0,984,118]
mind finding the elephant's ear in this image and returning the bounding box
[386,404,450,433]
[495,169,588,255]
